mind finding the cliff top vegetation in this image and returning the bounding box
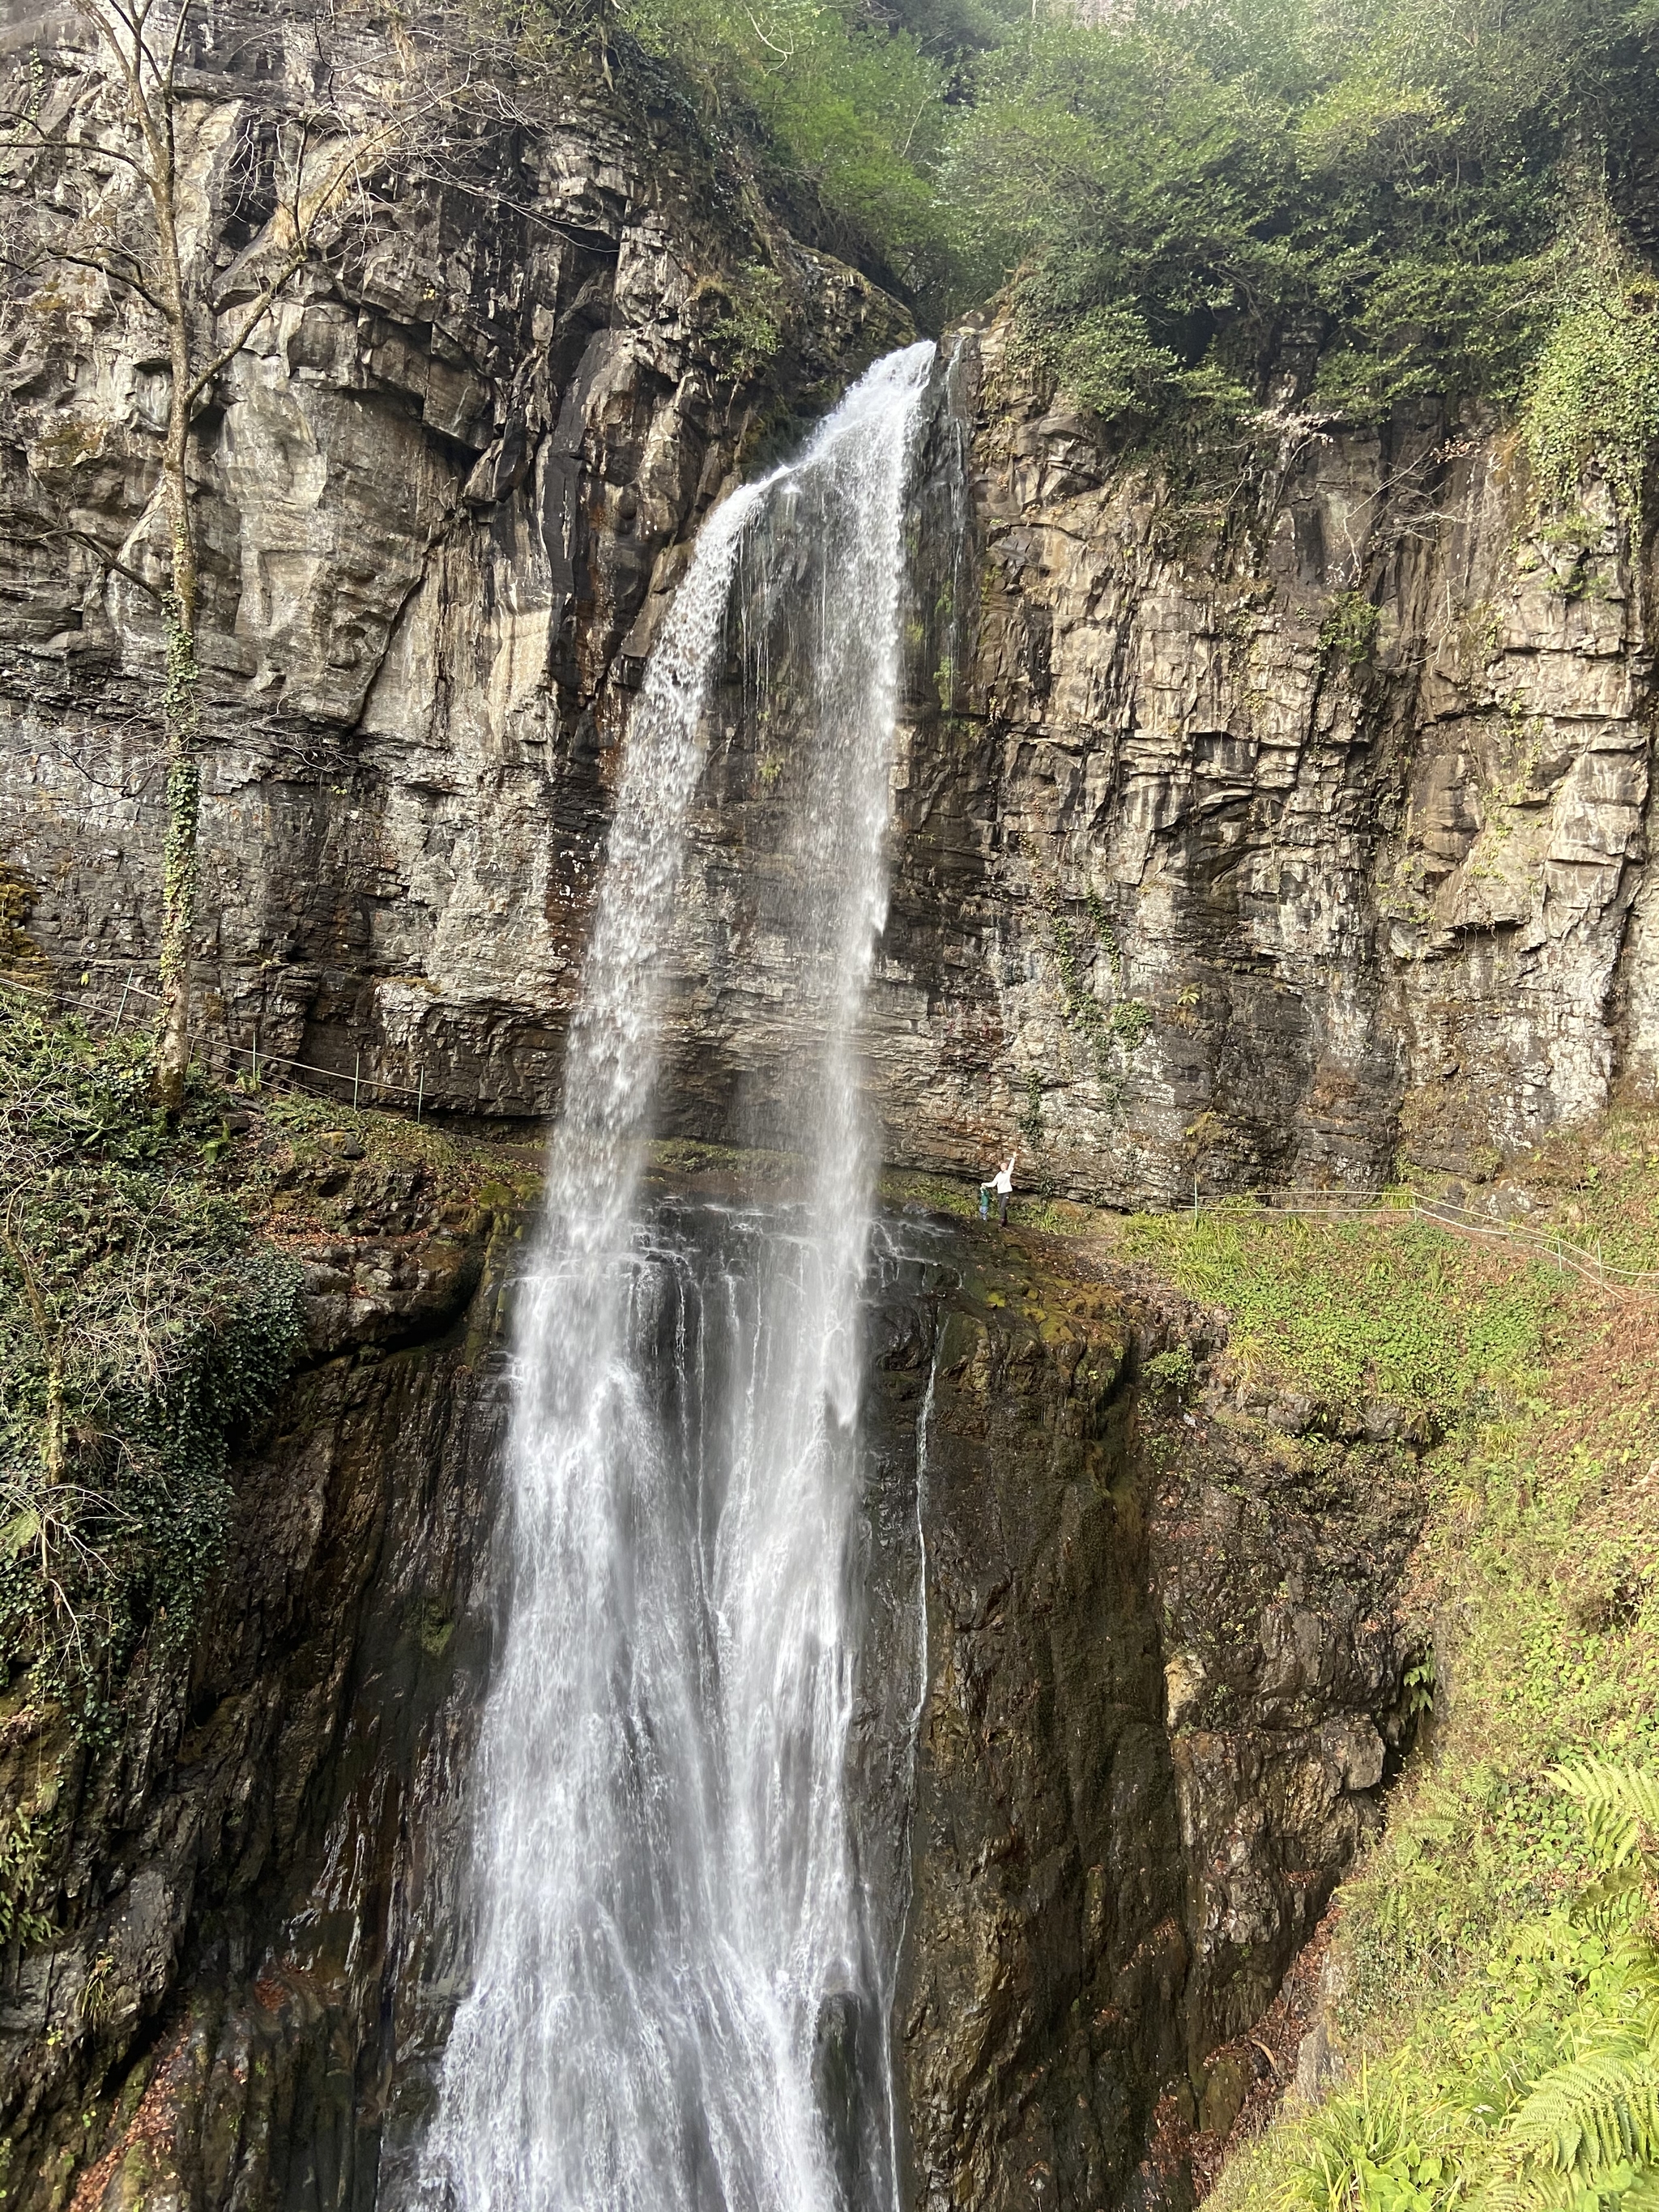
[614,0,1659,487]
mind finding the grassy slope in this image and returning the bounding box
[1060,1134,1659,2212]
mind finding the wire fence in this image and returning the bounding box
[0,963,436,1120]
[6,963,1654,1294]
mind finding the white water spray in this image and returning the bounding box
[420,339,936,2212]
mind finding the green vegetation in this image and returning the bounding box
[0,1001,302,1728]
[1403,1108,1659,1275]
[1320,591,1382,669]
[1041,889,1153,1112]
[0,995,542,1745]
[706,262,787,381]
[1100,1170,1659,2212]
[603,0,1659,510]
[1115,1205,1552,1429]
[621,0,957,295]
[1522,223,1659,528]
[0,1803,53,1948]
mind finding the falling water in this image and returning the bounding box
[420,339,936,2212]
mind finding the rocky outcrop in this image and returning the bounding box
[0,1200,511,2212]
[6,68,1655,1207]
[0,0,906,1113]
[889,1233,1420,2212]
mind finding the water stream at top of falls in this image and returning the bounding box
[418,339,938,2212]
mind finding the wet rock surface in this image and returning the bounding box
[0,1209,512,2212]
[0,1192,1421,2212]
[889,1227,1421,2212]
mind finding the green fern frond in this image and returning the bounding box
[1579,1868,1651,1916]
[1551,1762,1659,1870]
[1478,2176,1543,2212]
[1506,2039,1659,2181]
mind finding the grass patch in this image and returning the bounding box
[1189,1181,1659,2212]
[1104,1205,1555,1431]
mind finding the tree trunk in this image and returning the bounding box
[153,283,200,1115]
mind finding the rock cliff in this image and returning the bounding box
[881,328,1659,1204]
[4,3,1655,1205]
[0,1155,1421,2212]
[0,0,906,1119]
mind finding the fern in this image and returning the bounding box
[1505,2039,1659,2180]
[1278,1765,1659,2212]
[1489,1826,1659,2212]
[1550,1762,1659,1874]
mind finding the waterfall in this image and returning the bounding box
[420,339,936,2212]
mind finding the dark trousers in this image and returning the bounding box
[998,1192,1009,1225]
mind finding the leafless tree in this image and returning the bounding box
[2,0,463,1107]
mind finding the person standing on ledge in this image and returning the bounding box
[980,1150,1017,1227]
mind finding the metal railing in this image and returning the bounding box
[0,964,434,1120]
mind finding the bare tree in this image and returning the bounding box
[2,0,453,1107]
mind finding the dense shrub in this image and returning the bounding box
[613,0,1659,500]
[0,1003,301,1730]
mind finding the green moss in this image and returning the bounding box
[1524,237,1659,527]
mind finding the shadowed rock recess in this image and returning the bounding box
[0,0,1516,2202]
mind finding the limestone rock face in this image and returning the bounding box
[875,327,1658,1204]
[6,74,1655,1205]
[0,0,906,1115]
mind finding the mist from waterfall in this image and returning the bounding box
[419,339,936,2212]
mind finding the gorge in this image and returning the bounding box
[0,1,1656,2210]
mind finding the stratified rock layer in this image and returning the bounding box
[6,32,1655,1204]
[875,330,1657,1204]
[0,0,906,1120]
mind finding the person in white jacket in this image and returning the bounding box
[980,1151,1017,1227]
